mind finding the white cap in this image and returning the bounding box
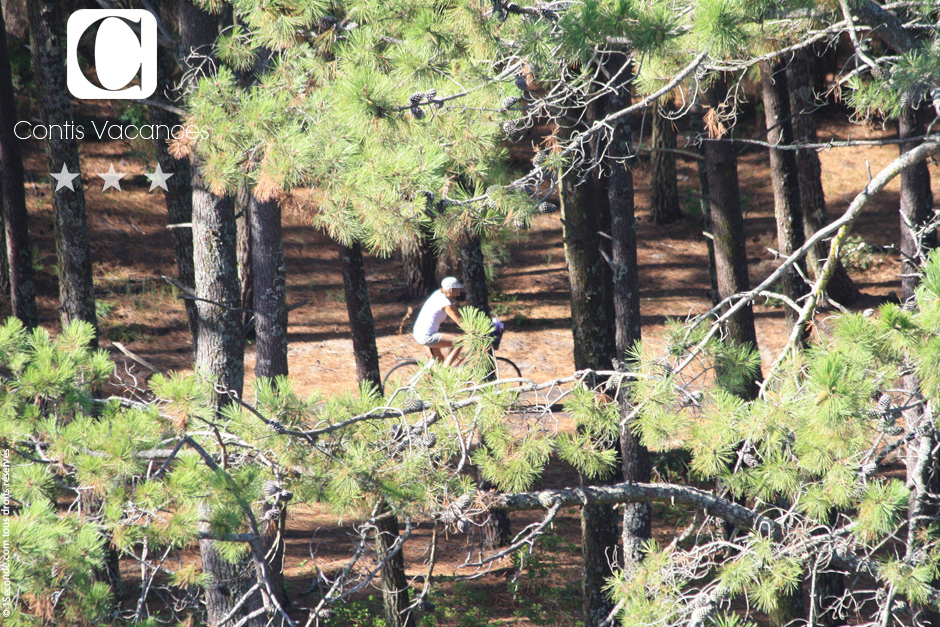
[441,276,464,290]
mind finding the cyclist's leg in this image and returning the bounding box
[437,333,462,366]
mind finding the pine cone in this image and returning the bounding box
[910,548,928,565]
[403,397,424,412]
[263,480,282,498]
[503,120,518,135]
[514,74,528,91]
[875,587,888,604]
[533,151,547,166]
[537,201,558,214]
[512,218,527,230]
[903,296,917,311]
[317,607,335,621]
[878,394,891,412]
[318,15,338,31]
[867,408,882,421]
[505,2,524,14]
[501,95,520,110]
[455,494,472,509]
[410,106,425,120]
[537,6,558,19]
[742,453,759,468]
[861,462,878,477]
[425,88,437,100]
[419,597,436,612]
[410,92,425,106]
[884,424,905,436]
[422,432,437,447]
[456,518,470,533]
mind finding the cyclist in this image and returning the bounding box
[413,277,465,366]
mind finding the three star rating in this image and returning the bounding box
[50,162,174,193]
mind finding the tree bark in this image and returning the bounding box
[692,107,720,306]
[401,229,437,299]
[786,51,859,306]
[147,0,198,343]
[251,197,288,379]
[26,0,96,340]
[760,60,808,340]
[193,172,243,409]
[236,185,253,337]
[193,171,263,625]
[561,155,618,626]
[607,68,651,566]
[198,503,266,627]
[650,103,681,225]
[0,0,37,327]
[375,512,415,627]
[339,241,381,390]
[459,232,491,316]
[561,175,616,371]
[899,106,935,302]
[702,80,761,399]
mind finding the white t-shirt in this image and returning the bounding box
[413,290,452,339]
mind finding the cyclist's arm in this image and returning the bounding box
[443,304,462,326]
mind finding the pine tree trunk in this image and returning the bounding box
[786,51,859,306]
[26,0,96,340]
[607,70,651,566]
[401,230,437,299]
[337,241,412,626]
[193,170,264,625]
[375,512,415,627]
[702,81,761,400]
[251,198,288,379]
[562,176,616,371]
[0,1,37,327]
[562,164,618,626]
[147,0,198,343]
[692,108,720,306]
[0,200,8,301]
[236,185,254,338]
[193,171,243,410]
[760,60,808,340]
[458,230,513,546]
[650,103,681,225]
[899,106,935,302]
[198,502,266,627]
[459,232,491,315]
[339,241,382,389]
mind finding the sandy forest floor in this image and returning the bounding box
[7,102,940,624]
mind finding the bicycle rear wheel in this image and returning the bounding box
[492,356,521,380]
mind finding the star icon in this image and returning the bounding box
[50,163,80,192]
[145,164,174,192]
[97,163,126,192]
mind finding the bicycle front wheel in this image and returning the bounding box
[382,359,422,388]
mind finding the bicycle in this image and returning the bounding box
[383,318,521,388]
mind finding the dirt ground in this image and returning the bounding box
[8,105,940,625]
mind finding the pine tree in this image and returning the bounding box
[604,56,650,565]
[759,60,808,339]
[649,102,681,225]
[251,197,288,379]
[785,50,859,307]
[26,0,96,340]
[702,79,761,400]
[339,240,382,388]
[146,0,199,342]
[0,0,37,327]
